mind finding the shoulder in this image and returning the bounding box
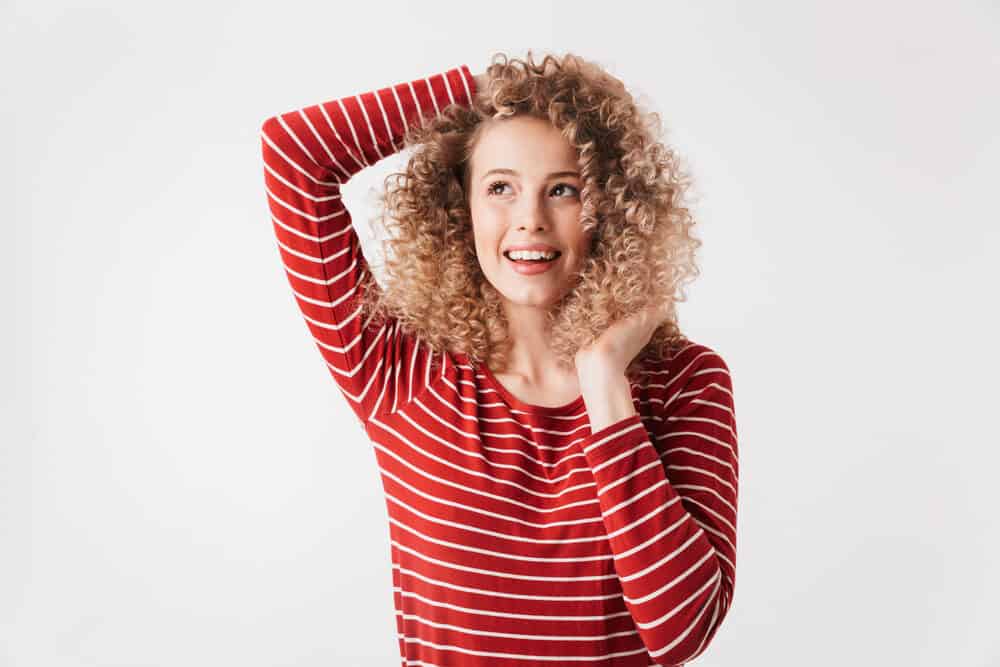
[642,339,738,445]
[644,338,733,388]
[637,338,735,417]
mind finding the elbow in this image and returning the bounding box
[649,572,732,666]
[260,115,281,142]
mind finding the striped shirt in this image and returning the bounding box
[259,64,738,666]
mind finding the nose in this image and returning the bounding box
[516,195,551,231]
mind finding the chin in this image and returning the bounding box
[480,262,577,310]
[501,284,569,309]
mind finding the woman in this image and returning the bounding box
[260,50,738,666]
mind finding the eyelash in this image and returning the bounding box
[486,180,579,198]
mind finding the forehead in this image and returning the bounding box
[471,116,579,175]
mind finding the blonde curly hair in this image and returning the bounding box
[355,50,703,383]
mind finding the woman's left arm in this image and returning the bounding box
[575,345,739,666]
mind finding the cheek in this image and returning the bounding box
[568,224,592,256]
[470,213,503,254]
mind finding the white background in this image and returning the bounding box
[5,1,999,665]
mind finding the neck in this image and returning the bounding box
[500,300,571,383]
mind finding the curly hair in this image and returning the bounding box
[355,50,703,383]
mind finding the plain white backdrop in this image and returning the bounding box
[5,1,999,664]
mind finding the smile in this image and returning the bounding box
[504,252,561,275]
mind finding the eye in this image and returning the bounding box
[486,180,511,196]
[486,181,580,198]
[551,183,580,198]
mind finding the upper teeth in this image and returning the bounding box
[507,250,558,261]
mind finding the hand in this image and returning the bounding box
[574,302,670,378]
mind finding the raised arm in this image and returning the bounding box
[576,344,739,665]
[259,65,477,426]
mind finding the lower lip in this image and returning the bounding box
[505,254,561,275]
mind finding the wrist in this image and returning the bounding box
[580,372,637,434]
[575,354,626,384]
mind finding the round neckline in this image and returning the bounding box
[477,359,586,416]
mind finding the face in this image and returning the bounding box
[466,115,591,312]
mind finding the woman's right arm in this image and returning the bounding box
[259,65,477,427]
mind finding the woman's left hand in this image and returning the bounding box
[574,302,671,378]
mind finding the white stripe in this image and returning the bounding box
[335,97,372,168]
[659,446,736,475]
[397,632,649,663]
[406,81,424,121]
[440,70,457,106]
[672,483,737,515]
[376,465,603,532]
[393,607,638,642]
[276,113,321,168]
[296,107,351,180]
[392,560,621,602]
[409,398,594,482]
[314,102,360,179]
[588,439,651,475]
[677,494,736,534]
[456,66,474,104]
[391,339,402,414]
[327,352,385,406]
[618,528,708,582]
[297,296,364,332]
[262,160,340,202]
[389,533,617,584]
[390,85,409,142]
[669,466,737,495]
[423,76,441,116]
[384,412,600,499]
[260,128,341,186]
[384,490,614,550]
[391,582,632,622]
[388,515,617,572]
[408,338,420,403]
[265,184,344,223]
[355,93,386,160]
[368,435,602,518]
[683,590,722,663]
[269,211,350,244]
[626,547,716,607]
[274,229,352,265]
[580,419,647,455]
[260,126,340,188]
[667,413,737,441]
[431,379,588,434]
[688,519,737,559]
[641,567,720,631]
[602,486,694,548]
[591,453,669,496]
[648,572,722,661]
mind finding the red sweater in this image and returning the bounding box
[260,64,738,666]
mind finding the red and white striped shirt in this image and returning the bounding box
[260,64,738,666]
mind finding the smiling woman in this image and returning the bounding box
[259,50,738,666]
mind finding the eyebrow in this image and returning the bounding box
[480,168,581,181]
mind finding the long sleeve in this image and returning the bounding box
[575,347,738,666]
[259,65,477,427]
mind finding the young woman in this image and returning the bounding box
[259,51,738,666]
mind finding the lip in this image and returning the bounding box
[503,243,561,254]
[504,252,561,275]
